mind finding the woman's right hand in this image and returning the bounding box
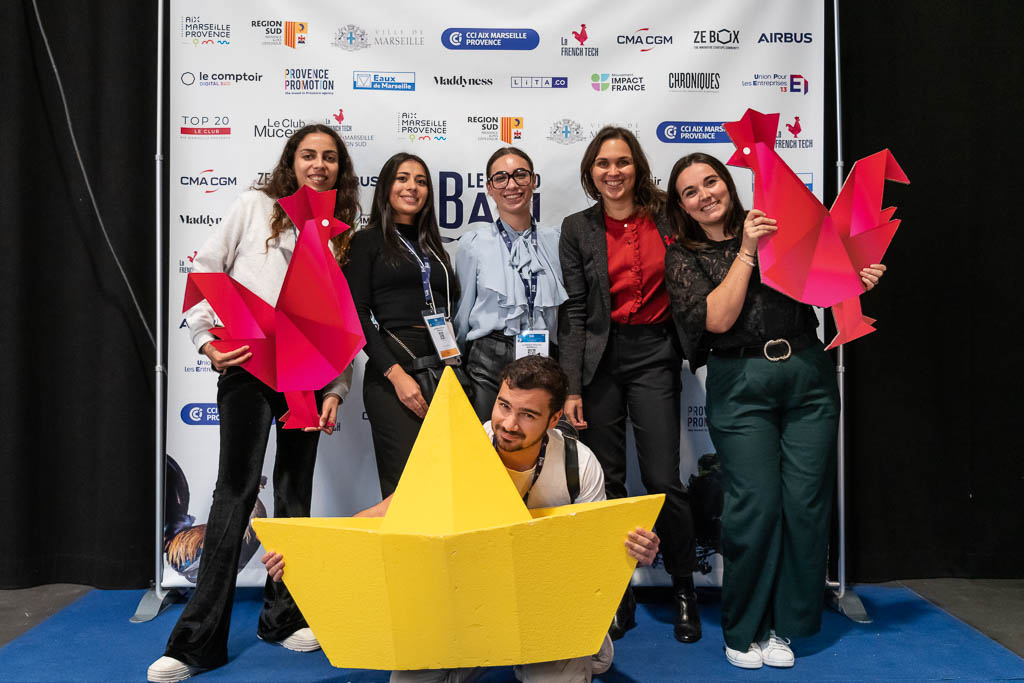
[741,209,777,253]
[387,365,428,418]
[563,394,587,430]
[202,342,252,371]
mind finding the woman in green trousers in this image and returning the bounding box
[662,153,885,669]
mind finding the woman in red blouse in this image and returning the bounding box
[557,126,700,644]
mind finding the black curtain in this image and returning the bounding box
[1,0,1020,588]
[0,0,158,588]
[835,1,1024,579]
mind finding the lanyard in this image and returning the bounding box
[495,219,539,325]
[398,234,437,314]
[494,434,548,504]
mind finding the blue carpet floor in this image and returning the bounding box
[1,585,1022,681]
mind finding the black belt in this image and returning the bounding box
[482,329,515,344]
[711,333,818,361]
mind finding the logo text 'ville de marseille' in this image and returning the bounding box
[547,119,587,144]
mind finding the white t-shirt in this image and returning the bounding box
[483,422,606,508]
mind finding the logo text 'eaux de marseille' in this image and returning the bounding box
[354,71,415,91]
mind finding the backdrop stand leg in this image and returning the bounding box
[138,0,171,626]
[131,585,182,623]
[826,585,872,623]
[823,0,871,627]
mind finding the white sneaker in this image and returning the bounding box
[725,641,763,669]
[591,632,615,675]
[147,656,204,682]
[279,627,321,652]
[758,630,794,668]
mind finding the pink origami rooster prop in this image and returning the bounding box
[724,109,909,349]
[183,186,365,428]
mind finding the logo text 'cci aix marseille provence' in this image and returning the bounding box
[441,28,539,50]
[656,122,730,144]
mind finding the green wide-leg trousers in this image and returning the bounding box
[706,343,840,651]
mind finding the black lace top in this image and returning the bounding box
[665,236,818,372]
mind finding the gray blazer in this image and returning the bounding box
[557,202,676,395]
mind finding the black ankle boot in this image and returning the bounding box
[672,576,702,643]
[608,585,637,640]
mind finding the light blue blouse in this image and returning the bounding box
[453,220,568,346]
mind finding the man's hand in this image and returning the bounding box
[625,527,660,566]
[261,551,285,582]
[563,395,587,429]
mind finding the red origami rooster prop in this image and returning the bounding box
[723,109,909,349]
[183,186,365,428]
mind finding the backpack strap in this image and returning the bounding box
[563,435,580,504]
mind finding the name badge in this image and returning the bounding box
[515,330,549,359]
[423,308,461,361]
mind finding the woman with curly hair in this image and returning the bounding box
[149,124,359,682]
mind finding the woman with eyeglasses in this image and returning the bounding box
[453,147,567,421]
[558,127,700,644]
[344,152,460,498]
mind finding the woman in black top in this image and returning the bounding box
[664,153,884,670]
[344,153,459,497]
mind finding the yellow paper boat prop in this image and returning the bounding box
[253,367,664,670]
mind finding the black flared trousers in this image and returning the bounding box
[163,368,320,669]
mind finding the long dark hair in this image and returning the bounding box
[666,153,746,251]
[368,153,459,300]
[579,126,665,216]
[254,123,360,263]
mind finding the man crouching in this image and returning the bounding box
[263,356,660,682]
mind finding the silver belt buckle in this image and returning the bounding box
[763,338,792,362]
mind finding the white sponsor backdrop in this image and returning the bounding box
[167,0,824,588]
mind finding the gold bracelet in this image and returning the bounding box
[741,249,757,259]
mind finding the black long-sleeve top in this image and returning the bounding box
[343,224,454,375]
[665,236,818,372]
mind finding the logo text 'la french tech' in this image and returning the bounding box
[441,28,539,50]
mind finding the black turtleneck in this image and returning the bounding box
[343,224,454,374]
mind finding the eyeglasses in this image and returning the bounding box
[488,168,533,188]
